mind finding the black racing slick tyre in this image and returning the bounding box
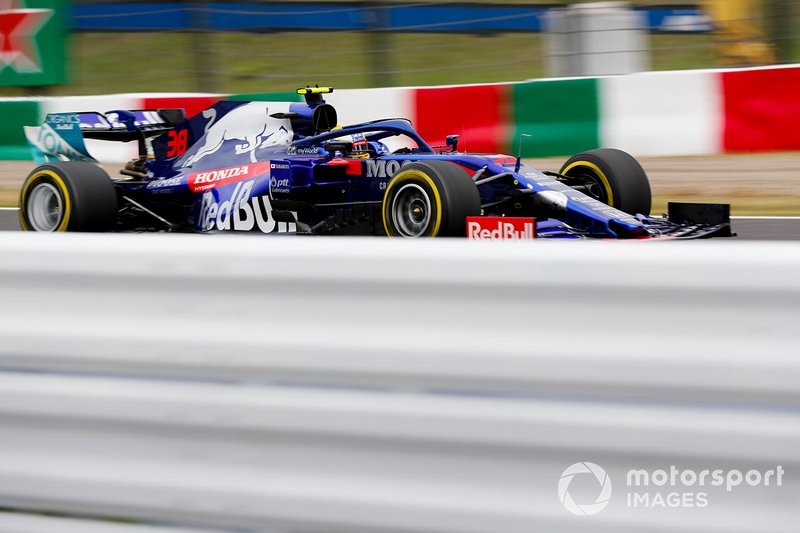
[560,148,652,216]
[19,162,118,232]
[382,161,481,237]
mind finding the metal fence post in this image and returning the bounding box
[189,0,217,93]
[764,0,797,62]
[366,2,393,88]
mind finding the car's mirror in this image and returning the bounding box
[445,134,459,152]
[323,141,352,155]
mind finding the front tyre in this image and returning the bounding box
[382,161,480,237]
[19,162,118,232]
[560,148,652,216]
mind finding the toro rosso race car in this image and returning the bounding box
[19,87,732,239]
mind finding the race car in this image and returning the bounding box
[18,87,732,239]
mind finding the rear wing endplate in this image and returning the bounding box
[24,109,186,163]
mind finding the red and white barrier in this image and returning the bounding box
[2,65,799,162]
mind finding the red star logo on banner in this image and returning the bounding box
[0,0,52,73]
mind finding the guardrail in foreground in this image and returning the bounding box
[0,234,797,533]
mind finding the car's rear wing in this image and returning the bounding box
[24,108,186,163]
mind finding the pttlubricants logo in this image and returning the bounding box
[558,462,612,516]
[558,463,784,515]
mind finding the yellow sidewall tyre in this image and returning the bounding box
[383,161,480,237]
[560,148,652,216]
[19,169,72,232]
[19,162,118,232]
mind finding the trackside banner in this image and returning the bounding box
[0,0,69,86]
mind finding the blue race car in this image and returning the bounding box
[19,87,732,239]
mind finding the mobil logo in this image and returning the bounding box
[365,159,417,178]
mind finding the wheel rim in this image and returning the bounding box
[26,182,64,232]
[567,171,609,204]
[391,183,432,237]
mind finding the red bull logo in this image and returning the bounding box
[467,217,536,240]
[182,103,293,167]
[198,180,297,233]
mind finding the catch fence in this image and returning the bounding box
[3,1,796,95]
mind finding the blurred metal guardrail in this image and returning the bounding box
[0,512,232,533]
[0,234,798,532]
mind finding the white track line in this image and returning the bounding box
[731,216,800,220]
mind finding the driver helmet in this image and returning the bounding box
[330,127,371,158]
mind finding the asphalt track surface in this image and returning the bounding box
[1,208,798,240]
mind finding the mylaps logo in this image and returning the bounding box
[0,1,52,73]
[188,162,270,192]
[467,217,536,240]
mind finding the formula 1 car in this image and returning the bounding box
[19,87,732,239]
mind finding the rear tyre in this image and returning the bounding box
[560,148,652,216]
[382,161,480,237]
[19,162,118,232]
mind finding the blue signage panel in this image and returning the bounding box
[73,3,709,34]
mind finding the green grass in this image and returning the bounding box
[0,31,720,96]
[650,34,717,72]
